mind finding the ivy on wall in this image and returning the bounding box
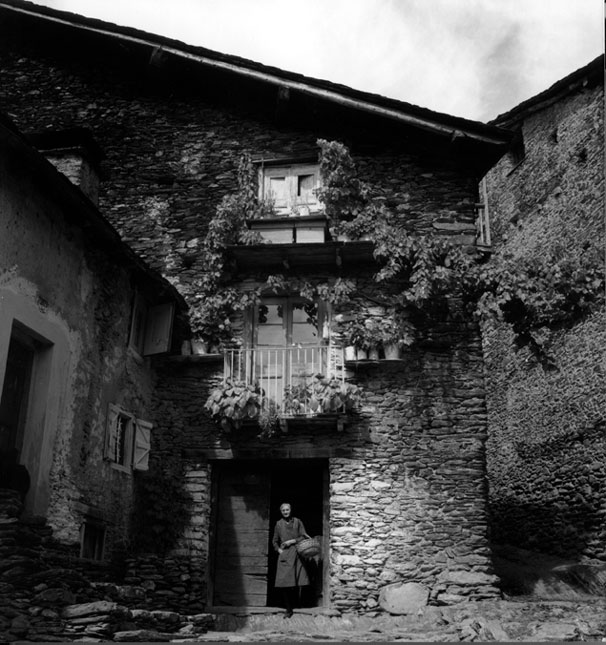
[190,140,605,365]
[129,464,192,556]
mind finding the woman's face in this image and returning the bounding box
[280,504,291,519]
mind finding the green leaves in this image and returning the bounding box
[204,378,263,432]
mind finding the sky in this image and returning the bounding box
[31,0,603,122]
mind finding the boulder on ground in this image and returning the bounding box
[379,581,429,615]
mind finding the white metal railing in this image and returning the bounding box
[223,345,344,414]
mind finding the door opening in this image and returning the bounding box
[210,458,327,609]
[267,459,325,608]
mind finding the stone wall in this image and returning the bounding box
[482,68,605,560]
[0,117,159,558]
[0,26,500,614]
[0,46,480,304]
[150,311,499,613]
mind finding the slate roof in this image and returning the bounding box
[0,0,512,149]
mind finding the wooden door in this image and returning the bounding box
[212,464,271,606]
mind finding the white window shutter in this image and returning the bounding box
[143,302,174,356]
[133,419,152,471]
[105,404,119,461]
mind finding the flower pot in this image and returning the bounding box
[356,348,368,360]
[368,346,380,361]
[344,346,357,361]
[190,339,208,355]
[336,233,352,242]
[181,340,192,355]
[383,343,401,360]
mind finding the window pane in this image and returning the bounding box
[291,303,319,344]
[268,176,287,206]
[256,304,286,346]
[297,174,315,198]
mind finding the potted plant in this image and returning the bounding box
[307,374,362,414]
[372,312,416,359]
[337,315,372,360]
[205,379,263,432]
[283,383,311,416]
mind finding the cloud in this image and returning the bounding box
[31,0,603,121]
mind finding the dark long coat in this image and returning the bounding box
[272,517,310,588]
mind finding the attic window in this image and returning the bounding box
[509,131,525,167]
[259,162,321,216]
[129,293,175,357]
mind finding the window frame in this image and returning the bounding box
[80,519,106,561]
[104,403,152,473]
[250,297,329,349]
[128,293,175,358]
[258,162,322,217]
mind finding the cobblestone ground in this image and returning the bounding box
[168,598,606,642]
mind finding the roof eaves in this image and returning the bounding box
[0,113,186,309]
[0,0,512,147]
[491,55,604,127]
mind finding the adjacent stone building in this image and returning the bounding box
[481,56,605,562]
[0,0,517,616]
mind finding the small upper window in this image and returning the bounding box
[129,294,175,357]
[509,131,525,166]
[104,404,152,472]
[259,163,321,216]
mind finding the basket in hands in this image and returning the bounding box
[296,536,322,559]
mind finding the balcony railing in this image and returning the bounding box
[223,345,344,414]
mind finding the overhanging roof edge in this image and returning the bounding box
[0,1,512,147]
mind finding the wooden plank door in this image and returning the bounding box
[212,463,271,607]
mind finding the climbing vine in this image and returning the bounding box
[129,464,192,556]
[191,140,605,365]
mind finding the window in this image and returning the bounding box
[259,163,321,216]
[253,298,327,348]
[129,294,175,357]
[0,328,35,461]
[80,520,106,560]
[104,404,152,472]
[509,131,525,167]
[476,179,491,247]
[246,298,330,405]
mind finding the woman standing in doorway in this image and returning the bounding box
[272,502,310,617]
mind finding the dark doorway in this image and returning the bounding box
[267,459,325,608]
[0,330,34,496]
[210,458,327,609]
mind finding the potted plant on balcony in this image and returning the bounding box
[308,374,363,414]
[205,378,263,433]
[283,383,311,416]
[337,315,371,360]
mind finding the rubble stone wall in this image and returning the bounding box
[0,48,480,303]
[482,75,606,560]
[150,313,498,613]
[0,135,157,552]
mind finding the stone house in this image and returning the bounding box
[0,113,183,559]
[0,0,515,614]
[480,55,605,562]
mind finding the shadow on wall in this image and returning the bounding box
[490,490,605,563]
[492,543,606,599]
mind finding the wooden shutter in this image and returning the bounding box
[292,165,320,212]
[263,168,289,212]
[104,404,120,461]
[143,302,174,356]
[133,419,152,471]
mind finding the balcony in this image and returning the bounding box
[220,346,360,430]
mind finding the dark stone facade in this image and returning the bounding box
[0,5,510,614]
[482,58,605,561]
